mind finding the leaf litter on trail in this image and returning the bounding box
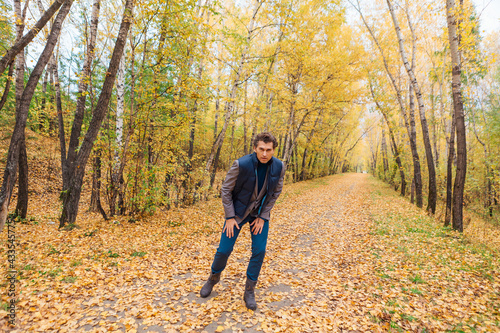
[1,173,499,332]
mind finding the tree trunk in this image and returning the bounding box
[411,178,415,204]
[110,51,126,217]
[243,79,248,155]
[64,0,100,191]
[0,0,73,232]
[381,124,389,179]
[209,143,223,188]
[444,112,456,226]
[280,133,287,159]
[59,0,134,228]
[51,55,68,186]
[36,0,51,130]
[300,110,322,181]
[282,82,297,166]
[214,55,221,141]
[445,112,456,226]
[370,139,378,176]
[387,0,437,213]
[89,148,107,220]
[409,85,423,207]
[90,149,100,212]
[293,144,299,182]
[430,84,439,169]
[0,0,66,75]
[13,0,29,219]
[39,68,49,130]
[0,63,14,112]
[446,0,466,231]
[230,123,235,164]
[307,152,317,177]
[116,53,125,153]
[14,137,28,218]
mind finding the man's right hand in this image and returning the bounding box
[222,218,240,238]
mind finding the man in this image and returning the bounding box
[200,132,286,310]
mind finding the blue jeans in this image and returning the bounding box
[211,216,269,281]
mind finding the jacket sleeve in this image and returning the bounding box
[258,164,286,221]
[221,160,239,219]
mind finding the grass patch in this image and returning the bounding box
[410,287,423,295]
[48,245,60,255]
[47,268,62,278]
[71,260,82,267]
[131,251,147,257]
[410,274,425,284]
[83,230,97,237]
[61,276,77,283]
[401,313,417,322]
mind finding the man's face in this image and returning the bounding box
[254,141,275,163]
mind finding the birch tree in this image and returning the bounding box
[446,0,466,231]
[12,0,29,219]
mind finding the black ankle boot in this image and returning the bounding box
[244,278,258,310]
[200,272,221,298]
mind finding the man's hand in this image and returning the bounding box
[222,218,240,238]
[250,218,265,235]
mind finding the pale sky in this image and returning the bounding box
[345,0,499,37]
[473,0,500,35]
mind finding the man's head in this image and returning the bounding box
[253,132,278,164]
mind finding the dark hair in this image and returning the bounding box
[253,132,278,149]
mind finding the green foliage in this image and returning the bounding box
[0,0,13,51]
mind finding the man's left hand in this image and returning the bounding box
[250,218,265,235]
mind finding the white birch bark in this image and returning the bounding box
[116,52,125,155]
[387,0,437,213]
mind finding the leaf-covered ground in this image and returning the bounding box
[1,173,499,332]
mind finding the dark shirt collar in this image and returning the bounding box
[257,158,272,166]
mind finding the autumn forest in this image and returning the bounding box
[0,0,499,331]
